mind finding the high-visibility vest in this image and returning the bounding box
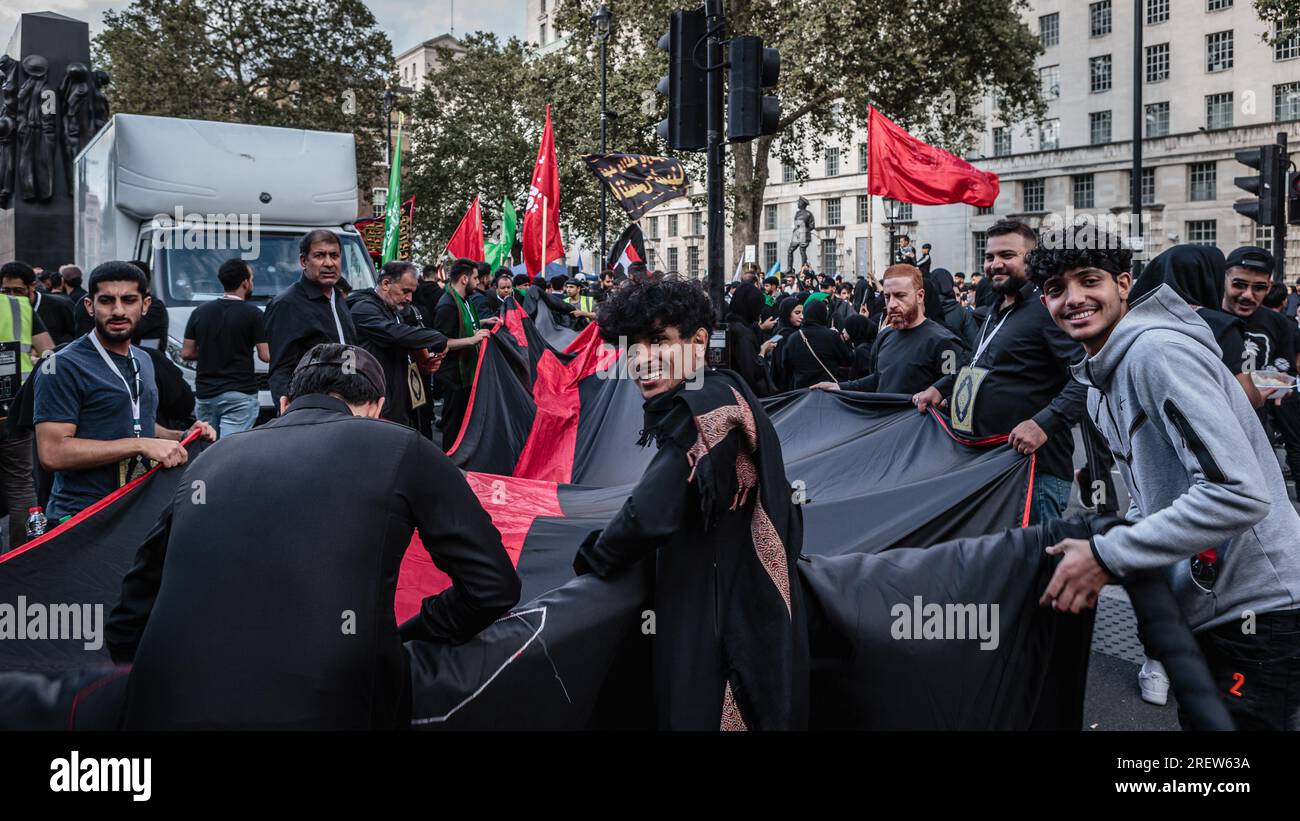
[0,295,34,379]
[568,294,594,314]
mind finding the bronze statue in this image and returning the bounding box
[0,55,15,210]
[16,54,56,203]
[786,196,815,272]
[60,62,93,195]
[91,69,111,134]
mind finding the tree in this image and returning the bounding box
[94,0,393,190]
[552,0,1046,269]
[1256,0,1300,44]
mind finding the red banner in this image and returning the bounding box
[867,106,999,208]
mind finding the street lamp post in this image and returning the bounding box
[592,4,613,268]
[886,198,898,267]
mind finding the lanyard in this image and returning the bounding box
[972,303,1016,365]
[327,292,345,342]
[89,332,143,437]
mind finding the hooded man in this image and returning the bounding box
[1030,235,1300,731]
[929,268,979,350]
[575,276,808,730]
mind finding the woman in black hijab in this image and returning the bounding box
[780,297,852,389]
[843,314,876,381]
[768,296,802,392]
[725,282,775,396]
[1130,244,1263,408]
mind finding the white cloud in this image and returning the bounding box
[2,0,525,58]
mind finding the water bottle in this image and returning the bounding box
[25,506,47,539]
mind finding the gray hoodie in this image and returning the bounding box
[1073,284,1300,632]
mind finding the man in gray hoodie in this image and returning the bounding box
[1027,235,1300,730]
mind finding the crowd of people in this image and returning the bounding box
[2,213,1299,731]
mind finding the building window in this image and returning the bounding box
[1040,119,1060,150]
[540,0,546,12]
[763,242,778,271]
[687,246,700,277]
[668,214,679,237]
[540,23,547,44]
[1276,23,1300,61]
[1189,162,1217,201]
[1146,0,1169,24]
[1090,110,1112,145]
[1256,225,1274,255]
[821,239,838,276]
[1090,55,1112,93]
[825,147,840,177]
[782,163,796,183]
[1206,92,1233,130]
[993,126,1011,156]
[1186,220,1217,246]
[1040,65,1060,100]
[372,202,384,218]
[825,198,841,225]
[1131,167,1156,206]
[764,204,777,231]
[690,211,703,235]
[1207,0,1232,11]
[1276,82,1300,121]
[1090,1,1112,37]
[896,201,913,221]
[667,247,679,272]
[977,205,994,216]
[1073,174,1095,209]
[1145,43,1169,83]
[648,216,660,239]
[1040,13,1059,48]
[857,195,870,224]
[1206,30,1233,72]
[973,231,988,266]
[1145,101,1170,137]
[1023,179,1045,212]
[858,144,868,173]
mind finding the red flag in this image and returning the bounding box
[444,196,485,261]
[867,106,999,208]
[523,106,565,276]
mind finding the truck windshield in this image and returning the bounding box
[155,231,376,307]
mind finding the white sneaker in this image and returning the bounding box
[1138,659,1169,706]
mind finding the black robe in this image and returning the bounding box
[577,369,808,729]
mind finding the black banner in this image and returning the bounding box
[582,153,689,221]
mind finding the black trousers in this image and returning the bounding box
[1179,609,1300,731]
[439,387,469,453]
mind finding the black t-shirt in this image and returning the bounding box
[433,291,473,389]
[183,297,268,398]
[1243,308,1297,375]
[841,319,968,396]
[413,281,444,330]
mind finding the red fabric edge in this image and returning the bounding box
[0,428,203,566]
[67,666,131,731]
[444,333,493,458]
[1021,453,1037,528]
[926,407,1011,447]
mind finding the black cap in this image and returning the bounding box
[1226,245,1274,275]
[294,344,386,397]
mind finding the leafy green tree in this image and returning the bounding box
[94,0,393,190]
[552,0,1046,268]
[1256,0,1299,44]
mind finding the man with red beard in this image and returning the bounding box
[812,264,968,395]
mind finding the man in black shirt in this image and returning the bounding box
[1,261,76,345]
[914,220,1087,523]
[181,258,269,437]
[127,260,169,350]
[1223,246,1300,484]
[412,263,445,330]
[107,343,520,728]
[60,264,92,337]
[264,230,357,409]
[813,265,967,395]
[347,260,448,428]
[432,258,492,451]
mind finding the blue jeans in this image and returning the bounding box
[195,391,259,438]
[1029,472,1072,525]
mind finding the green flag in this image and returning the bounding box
[484,197,517,273]
[380,114,405,265]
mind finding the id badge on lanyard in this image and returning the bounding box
[951,307,1013,434]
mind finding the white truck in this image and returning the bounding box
[75,113,377,411]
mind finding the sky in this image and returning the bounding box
[1,0,526,56]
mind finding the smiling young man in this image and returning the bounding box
[573,275,807,730]
[1029,237,1300,730]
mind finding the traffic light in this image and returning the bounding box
[655,9,707,151]
[727,35,780,142]
[1233,144,1284,225]
[1289,170,1300,226]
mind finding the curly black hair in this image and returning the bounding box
[1026,235,1132,285]
[596,274,715,344]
